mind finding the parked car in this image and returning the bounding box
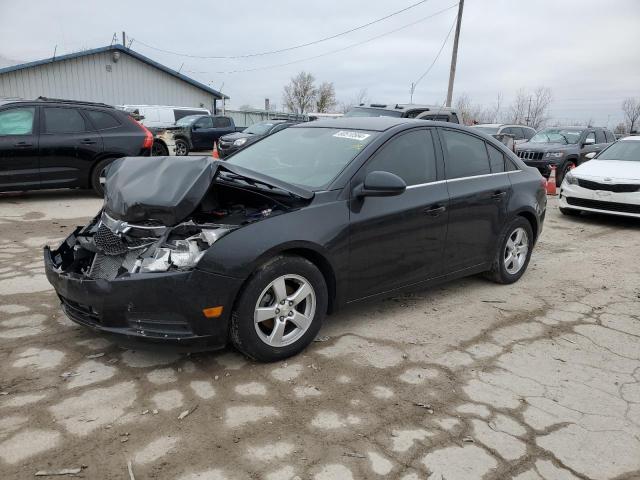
[559,135,640,218]
[0,97,152,196]
[515,126,616,186]
[44,117,546,362]
[217,120,296,158]
[345,103,460,123]
[169,115,238,155]
[472,124,536,144]
[119,105,211,129]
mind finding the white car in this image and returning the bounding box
[559,136,640,218]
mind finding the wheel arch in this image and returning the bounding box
[87,154,123,189]
[515,209,538,242]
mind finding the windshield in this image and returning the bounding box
[226,127,377,189]
[529,128,583,145]
[175,115,202,126]
[596,140,640,162]
[473,126,500,134]
[344,107,403,118]
[244,121,275,135]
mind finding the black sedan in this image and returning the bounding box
[45,118,546,362]
[217,120,295,158]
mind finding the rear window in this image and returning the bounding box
[441,130,491,179]
[86,110,120,130]
[43,107,87,134]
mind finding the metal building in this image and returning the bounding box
[0,44,227,112]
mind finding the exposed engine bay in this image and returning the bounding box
[49,156,311,281]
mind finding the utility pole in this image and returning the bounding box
[445,0,464,107]
[122,31,126,47]
[525,96,532,126]
[410,82,415,104]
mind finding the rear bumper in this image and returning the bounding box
[44,243,243,349]
[559,184,640,218]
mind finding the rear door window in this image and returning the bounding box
[0,107,35,135]
[441,129,491,179]
[43,107,87,133]
[487,143,506,173]
[595,130,606,144]
[86,110,120,130]
[523,127,536,139]
[213,117,232,128]
[364,129,437,185]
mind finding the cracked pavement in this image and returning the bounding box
[0,190,639,480]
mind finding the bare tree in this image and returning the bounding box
[454,93,490,125]
[339,88,369,114]
[508,89,529,125]
[487,93,502,123]
[507,87,552,129]
[527,87,553,129]
[315,82,337,113]
[622,97,640,133]
[282,71,317,114]
[614,122,627,135]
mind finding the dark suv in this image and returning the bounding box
[345,103,460,123]
[515,126,615,185]
[0,97,152,195]
[217,120,295,158]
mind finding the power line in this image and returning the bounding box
[174,4,458,75]
[132,0,434,59]
[411,15,456,90]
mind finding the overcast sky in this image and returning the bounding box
[1,0,639,127]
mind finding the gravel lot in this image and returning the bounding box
[0,190,639,480]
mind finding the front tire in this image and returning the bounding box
[230,255,327,362]
[175,139,189,156]
[484,217,533,284]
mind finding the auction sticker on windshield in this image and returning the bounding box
[333,131,371,141]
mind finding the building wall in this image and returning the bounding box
[0,50,216,110]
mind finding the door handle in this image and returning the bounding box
[423,205,446,216]
[14,141,33,148]
[491,190,507,199]
[80,139,97,145]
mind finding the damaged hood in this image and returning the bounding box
[104,156,313,227]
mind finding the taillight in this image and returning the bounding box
[129,116,154,150]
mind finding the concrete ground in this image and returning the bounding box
[0,190,639,480]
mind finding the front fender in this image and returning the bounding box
[196,199,349,281]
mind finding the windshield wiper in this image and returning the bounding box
[217,172,296,198]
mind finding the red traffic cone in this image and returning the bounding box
[212,143,220,159]
[546,165,557,195]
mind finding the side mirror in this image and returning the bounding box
[583,137,595,146]
[192,124,201,131]
[354,171,406,198]
[585,152,597,160]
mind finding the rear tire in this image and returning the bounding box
[175,139,189,156]
[484,217,533,284]
[230,255,327,362]
[90,158,116,197]
[152,141,169,156]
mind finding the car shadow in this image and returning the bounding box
[558,210,640,229]
[0,188,98,202]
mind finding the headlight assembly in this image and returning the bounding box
[139,227,233,273]
[233,138,248,147]
[545,152,564,158]
[563,171,578,185]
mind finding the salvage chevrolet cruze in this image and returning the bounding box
[45,118,546,362]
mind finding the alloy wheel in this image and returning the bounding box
[254,274,316,347]
[175,142,187,156]
[504,227,529,275]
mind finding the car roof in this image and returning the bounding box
[354,103,456,113]
[292,116,415,131]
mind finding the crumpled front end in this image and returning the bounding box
[44,215,244,346]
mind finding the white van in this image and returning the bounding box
[119,105,211,128]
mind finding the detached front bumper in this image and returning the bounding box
[559,183,640,218]
[44,242,243,349]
